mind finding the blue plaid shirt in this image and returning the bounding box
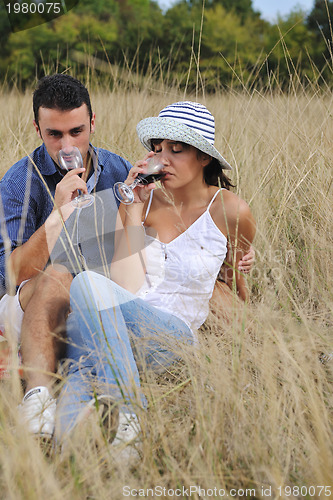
[0,143,132,294]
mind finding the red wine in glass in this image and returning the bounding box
[57,147,94,209]
[113,156,165,205]
[135,170,166,184]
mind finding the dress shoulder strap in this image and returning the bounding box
[142,190,154,223]
[207,188,223,212]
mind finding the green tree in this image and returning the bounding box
[307,0,333,41]
[0,0,329,89]
[264,9,321,87]
[200,4,267,87]
[111,0,165,67]
[0,4,13,81]
[307,0,333,73]
[186,0,259,23]
[160,1,201,70]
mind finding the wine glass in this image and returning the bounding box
[113,155,165,205]
[57,147,94,209]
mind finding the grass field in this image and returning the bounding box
[0,80,332,499]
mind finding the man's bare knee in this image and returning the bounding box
[34,265,73,298]
[19,276,39,311]
[20,265,73,309]
[22,265,73,325]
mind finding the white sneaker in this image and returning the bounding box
[75,394,119,441]
[111,412,142,466]
[18,386,56,438]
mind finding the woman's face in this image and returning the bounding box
[152,140,210,188]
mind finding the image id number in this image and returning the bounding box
[6,3,61,14]
[278,485,331,497]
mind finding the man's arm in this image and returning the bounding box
[8,209,67,285]
[5,168,86,287]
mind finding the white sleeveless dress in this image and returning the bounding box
[136,189,228,333]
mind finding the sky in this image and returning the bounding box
[251,0,314,22]
[157,0,315,22]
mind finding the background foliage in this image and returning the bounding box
[1,0,333,89]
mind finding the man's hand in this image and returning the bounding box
[54,168,87,207]
[238,245,255,274]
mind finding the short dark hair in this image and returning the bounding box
[33,74,93,126]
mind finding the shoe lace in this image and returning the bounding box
[121,416,136,432]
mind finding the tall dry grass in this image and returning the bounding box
[0,79,332,499]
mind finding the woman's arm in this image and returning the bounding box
[110,202,146,293]
[110,158,154,293]
[216,243,255,293]
[214,193,256,302]
[226,199,256,301]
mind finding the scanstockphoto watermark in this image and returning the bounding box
[122,485,258,498]
[123,485,332,498]
[215,246,296,285]
[255,247,296,266]
[247,246,296,282]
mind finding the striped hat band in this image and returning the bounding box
[158,102,215,144]
[136,101,232,170]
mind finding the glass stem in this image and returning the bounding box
[128,178,141,190]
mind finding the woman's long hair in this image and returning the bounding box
[203,157,234,189]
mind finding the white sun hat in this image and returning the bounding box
[136,101,232,170]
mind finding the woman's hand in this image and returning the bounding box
[126,152,156,204]
[238,245,255,273]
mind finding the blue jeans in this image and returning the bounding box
[55,271,194,440]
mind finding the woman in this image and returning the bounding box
[56,101,256,459]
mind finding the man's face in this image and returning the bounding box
[33,104,95,169]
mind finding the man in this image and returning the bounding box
[0,74,254,439]
[0,74,132,437]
